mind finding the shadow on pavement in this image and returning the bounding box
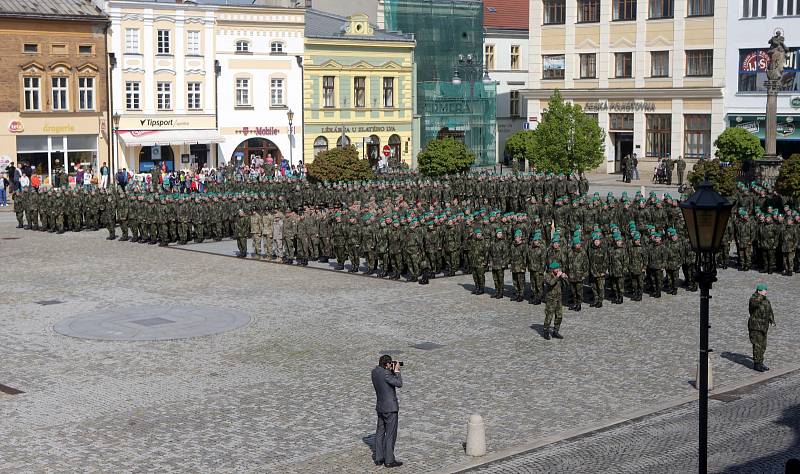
[721,351,754,370]
[725,403,800,473]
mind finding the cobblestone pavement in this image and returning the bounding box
[467,370,800,474]
[0,202,798,473]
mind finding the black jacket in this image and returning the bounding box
[371,366,402,413]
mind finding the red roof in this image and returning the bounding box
[483,0,529,30]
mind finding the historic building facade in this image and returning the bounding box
[0,0,110,184]
[303,10,415,168]
[523,0,727,173]
[106,0,219,173]
[215,4,304,170]
[724,2,800,159]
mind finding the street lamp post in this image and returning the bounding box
[112,112,121,187]
[451,53,492,98]
[679,181,733,474]
[287,109,294,169]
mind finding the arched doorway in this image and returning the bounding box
[388,134,402,167]
[313,136,328,157]
[232,137,282,167]
[336,135,351,148]
[366,134,380,167]
[139,145,175,172]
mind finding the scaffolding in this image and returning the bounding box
[384,0,497,166]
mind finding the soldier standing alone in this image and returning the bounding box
[676,156,686,186]
[748,283,776,372]
[542,261,567,340]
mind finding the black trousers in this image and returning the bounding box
[375,410,399,464]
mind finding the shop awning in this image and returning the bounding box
[118,130,225,147]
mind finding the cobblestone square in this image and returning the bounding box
[1,200,798,473]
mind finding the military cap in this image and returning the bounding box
[549,261,561,269]
[756,283,767,291]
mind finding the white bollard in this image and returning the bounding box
[465,414,486,457]
[694,352,715,392]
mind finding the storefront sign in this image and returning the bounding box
[424,100,472,115]
[237,126,281,136]
[320,125,398,134]
[731,115,800,140]
[584,101,656,112]
[118,114,216,131]
[42,123,75,134]
[8,120,23,133]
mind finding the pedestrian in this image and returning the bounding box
[542,261,567,340]
[748,283,775,372]
[371,355,403,468]
[632,154,640,180]
[100,162,109,189]
[0,173,8,206]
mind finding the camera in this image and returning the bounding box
[392,361,404,368]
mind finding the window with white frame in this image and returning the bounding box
[23,76,41,111]
[270,41,285,54]
[613,0,637,20]
[270,78,285,106]
[383,77,394,108]
[686,49,713,77]
[543,0,566,24]
[187,30,200,55]
[157,81,172,110]
[742,0,767,17]
[687,0,714,16]
[615,52,633,78]
[78,77,94,110]
[323,76,335,108]
[543,54,565,79]
[578,0,601,22]
[157,29,171,54]
[51,77,68,111]
[579,53,597,78]
[511,45,521,70]
[236,78,250,106]
[651,51,670,77]
[510,90,520,117]
[649,0,673,18]
[125,81,141,110]
[778,0,800,15]
[484,44,495,70]
[187,82,201,110]
[235,40,250,53]
[354,76,366,108]
[125,28,139,53]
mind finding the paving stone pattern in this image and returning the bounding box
[0,203,798,473]
[469,371,800,474]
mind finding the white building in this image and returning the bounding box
[483,0,529,167]
[725,2,800,159]
[106,0,220,172]
[215,4,305,168]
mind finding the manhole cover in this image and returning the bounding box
[0,383,24,395]
[54,306,250,341]
[35,300,64,306]
[132,317,175,327]
[411,342,445,350]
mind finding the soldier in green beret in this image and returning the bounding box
[489,228,509,298]
[468,228,488,295]
[567,236,588,311]
[542,261,567,340]
[748,283,775,372]
[509,229,527,302]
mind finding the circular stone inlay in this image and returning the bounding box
[54,306,251,341]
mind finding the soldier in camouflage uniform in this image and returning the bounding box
[250,208,263,258]
[509,229,527,302]
[734,209,754,271]
[628,232,646,301]
[781,216,796,276]
[488,228,509,298]
[235,209,249,258]
[101,191,117,240]
[587,233,607,308]
[748,283,775,372]
[607,232,627,304]
[387,219,404,280]
[527,231,546,305]
[542,261,567,340]
[566,237,588,311]
[468,228,488,295]
[332,213,347,270]
[664,228,683,295]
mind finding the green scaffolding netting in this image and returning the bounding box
[384,0,497,166]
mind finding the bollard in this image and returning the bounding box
[465,414,486,457]
[694,351,715,391]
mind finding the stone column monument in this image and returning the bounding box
[757,29,790,183]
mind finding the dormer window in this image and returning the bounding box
[236,40,250,53]
[270,41,284,54]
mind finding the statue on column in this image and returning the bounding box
[766,29,789,82]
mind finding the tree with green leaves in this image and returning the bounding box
[687,158,740,197]
[306,145,374,183]
[417,137,475,177]
[714,127,764,163]
[775,154,800,200]
[505,130,536,164]
[529,90,605,174]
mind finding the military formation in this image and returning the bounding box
[11,173,790,344]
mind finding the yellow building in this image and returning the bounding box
[523,0,727,173]
[303,10,415,168]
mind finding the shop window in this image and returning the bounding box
[615,52,633,78]
[651,51,670,77]
[23,43,39,53]
[139,145,175,173]
[738,48,799,92]
[646,114,671,158]
[684,114,711,159]
[388,134,402,166]
[649,0,673,18]
[578,0,600,22]
[580,53,596,79]
[543,54,565,79]
[543,0,566,24]
[323,76,335,108]
[336,135,351,148]
[367,135,381,165]
[613,0,637,20]
[313,136,329,156]
[686,50,713,77]
[688,0,714,16]
[23,76,41,111]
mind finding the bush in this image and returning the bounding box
[505,130,536,164]
[417,138,475,177]
[306,146,374,183]
[687,158,740,197]
[714,127,764,163]
[775,154,800,200]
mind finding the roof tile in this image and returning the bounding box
[483,0,528,30]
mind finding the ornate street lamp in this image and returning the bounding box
[679,180,733,474]
[287,109,294,169]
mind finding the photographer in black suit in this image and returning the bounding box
[371,355,403,468]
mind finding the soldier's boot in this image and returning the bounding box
[575,303,581,311]
[753,362,766,372]
[408,276,418,282]
[475,286,484,295]
[542,328,551,340]
[551,329,564,339]
[419,271,429,285]
[595,298,602,308]
[471,285,478,295]
[107,235,116,240]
